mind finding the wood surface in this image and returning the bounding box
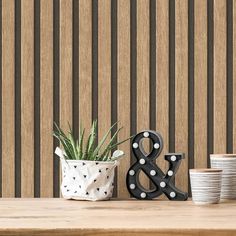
[0,199,236,235]
[98,0,111,142]
[2,0,15,197]
[79,0,92,133]
[156,0,169,173]
[59,0,73,196]
[60,0,72,131]
[175,0,188,192]
[137,0,150,190]
[21,0,34,197]
[40,0,53,197]
[214,0,227,154]
[194,0,207,168]
[233,0,236,154]
[117,0,130,198]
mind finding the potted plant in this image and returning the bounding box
[53,120,131,201]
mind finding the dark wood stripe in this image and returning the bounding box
[15,0,21,198]
[0,0,2,197]
[188,0,194,194]
[53,0,60,198]
[149,0,156,189]
[72,0,79,137]
[207,0,214,167]
[111,0,117,198]
[130,0,137,162]
[92,0,98,145]
[169,0,175,153]
[150,0,156,132]
[34,0,40,197]
[227,0,233,153]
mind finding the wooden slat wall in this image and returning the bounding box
[214,0,227,154]
[0,0,235,198]
[117,0,130,198]
[175,0,188,192]
[137,0,150,189]
[194,0,207,168]
[156,0,169,173]
[40,0,53,197]
[21,0,34,197]
[2,0,15,197]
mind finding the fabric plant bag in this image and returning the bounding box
[55,147,118,201]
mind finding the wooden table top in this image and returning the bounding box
[0,198,236,236]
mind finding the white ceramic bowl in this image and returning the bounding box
[189,169,222,204]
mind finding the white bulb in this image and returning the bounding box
[129,170,135,176]
[170,192,176,198]
[154,143,160,149]
[160,182,166,188]
[168,170,173,176]
[139,159,145,165]
[133,143,139,149]
[171,155,177,161]
[150,170,156,176]
[143,132,149,137]
[130,184,135,189]
[140,192,146,198]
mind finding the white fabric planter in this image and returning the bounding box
[55,146,119,201]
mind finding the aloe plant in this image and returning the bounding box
[53,120,132,161]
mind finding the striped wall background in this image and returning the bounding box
[0,0,235,198]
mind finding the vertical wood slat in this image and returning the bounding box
[40,0,53,197]
[2,0,15,197]
[156,0,169,172]
[194,0,207,168]
[60,0,72,131]
[59,0,72,197]
[137,0,150,188]
[117,0,130,198]
[214,0,227,154]
[79,0,92,132]
[21,0,34,197]
[98,0,111,143]
[233,0,236,153]
[175,0,188,192]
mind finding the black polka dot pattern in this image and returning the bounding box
[61,159,117,200]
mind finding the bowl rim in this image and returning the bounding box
[210,154,236,158]
[189,168,223,173]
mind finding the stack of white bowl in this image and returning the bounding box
[210,154,236,199]
[189,169,222,204]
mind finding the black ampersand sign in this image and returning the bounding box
[126,130,188,200]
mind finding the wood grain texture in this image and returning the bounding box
[0,199,236,235]
[2,0,15,197]
[98,0,111,142]
[175,0,188,192]
[40,0,53,197]
[0,0,234,198]
[117,0,130,198]
[60,0,72,131]
[21,0,34,197]
[214,0,227,154]
[194,0,207,168]
[233,0,236,153]
[59,0,72,197]
[79,0,92,133]
[137,0,150,189]
[156,0,169,173]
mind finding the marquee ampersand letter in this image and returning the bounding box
[126,130,188,200]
